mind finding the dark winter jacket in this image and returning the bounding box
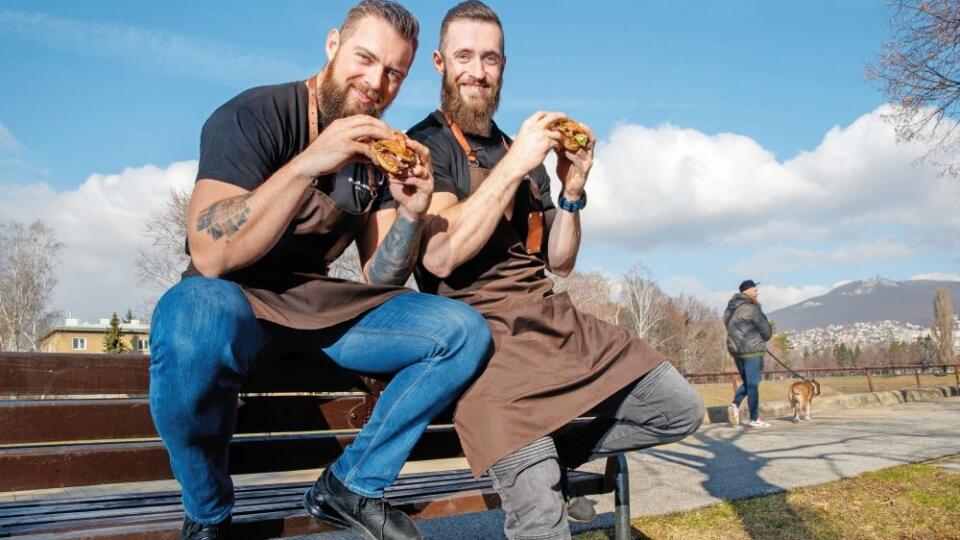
[723,293,773,357]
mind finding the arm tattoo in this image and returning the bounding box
[196,194,252,241]
[367,215,424,286]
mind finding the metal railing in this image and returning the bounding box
[685,363,960,393]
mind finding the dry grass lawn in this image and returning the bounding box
[575,457,960,540]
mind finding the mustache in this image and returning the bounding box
[458,76,492,88]
[352,82,382,105]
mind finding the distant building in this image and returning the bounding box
[38,318,151,354]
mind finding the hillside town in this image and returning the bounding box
[786,319,960,353]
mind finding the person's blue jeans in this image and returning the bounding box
[149,276,491,524]
[732,355,763,421]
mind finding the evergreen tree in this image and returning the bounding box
[102,312,129,354]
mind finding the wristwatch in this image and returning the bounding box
[558,191,587,212]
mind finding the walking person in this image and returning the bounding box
[725,280,773,428]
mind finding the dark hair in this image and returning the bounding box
[439,0,503,53]
[341,0,420,53]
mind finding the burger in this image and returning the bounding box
[370,131,419,175]
[549,119,589,152]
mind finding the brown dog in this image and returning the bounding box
[788,380,821,423]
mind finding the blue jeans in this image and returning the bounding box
[732,355,763,421]
[149,276,490,524]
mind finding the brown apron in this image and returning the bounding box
[421,113,666,476]
[185,74,408,330]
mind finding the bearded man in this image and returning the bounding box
[377,2,706,539]
[149,2,491,539]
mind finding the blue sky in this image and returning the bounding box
[1,1,958,319]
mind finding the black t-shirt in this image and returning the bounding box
[400,111,555,210]
[185,81,387,285]
[196,81,385,214]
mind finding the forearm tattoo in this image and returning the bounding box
[196,194,252,240]
[367,215,424,286]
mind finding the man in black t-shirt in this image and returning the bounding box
[383,3,705,539]
[149,3,491,540]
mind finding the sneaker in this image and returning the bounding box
[303,468,422,540]
[748,419,770,428]
[728,404,740,426]
[559,467,597,523]
[179,516,233,540]
[566,495,597,523]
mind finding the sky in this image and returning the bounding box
[1,1,959,321]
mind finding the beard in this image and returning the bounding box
[318,56,384,126]
[440,65,501,137]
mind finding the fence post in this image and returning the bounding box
[865,368,874,393]
[955,365,959,386]
[915,367,921,388]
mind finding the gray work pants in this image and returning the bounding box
[488,361,704,540]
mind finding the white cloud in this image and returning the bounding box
[0,161,197,320]
[552,105,960,253]
[759,284,831,312]
[0,121,22,151]
[730,241,913,275]
[910,273,960,282]
[661,275,829,312]
[0,10,309,87]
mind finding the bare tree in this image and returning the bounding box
[135,186,192,290]
[0,221,63,351]
[868,0,960,175]
[672,294,728,374]
[551,269,621,324]
[931,286,955,364]
[619,265,667,346]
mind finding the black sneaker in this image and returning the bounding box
[303,468,422,540]
[179,515,234,540]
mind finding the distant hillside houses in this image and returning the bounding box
[787,318,960,353]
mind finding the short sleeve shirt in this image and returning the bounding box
[196,81,386,212]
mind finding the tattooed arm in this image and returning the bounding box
[356,139,435,286]
[187,176,311,278]
[357,211,424,286]
[186,115,394,278]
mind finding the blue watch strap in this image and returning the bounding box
[558,191,587,212]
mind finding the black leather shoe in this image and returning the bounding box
[179,515,234,540]
[303,468,422,540]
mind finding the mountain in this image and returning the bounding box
[768,277,960,332]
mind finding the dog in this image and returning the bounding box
[788,379,820,423]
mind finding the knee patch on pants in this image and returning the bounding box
[489,437,571,540]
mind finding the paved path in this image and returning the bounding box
[303,396,960,539]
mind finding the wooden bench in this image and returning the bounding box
[0,352,631,539]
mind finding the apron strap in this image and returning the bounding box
[440,109,479,164]
[307,73,321,144]
[439,110,544,255]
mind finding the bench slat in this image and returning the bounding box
[0,473,502,538]
[0,353,395,396]
[0,396,382,444]
[0,430,463,492]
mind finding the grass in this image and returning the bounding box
[574,457,960,540]
[693,373,957,407]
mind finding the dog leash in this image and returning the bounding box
[765,347,810,382]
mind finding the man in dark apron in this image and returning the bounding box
[382,3,705,539]
[149,3,491,539]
